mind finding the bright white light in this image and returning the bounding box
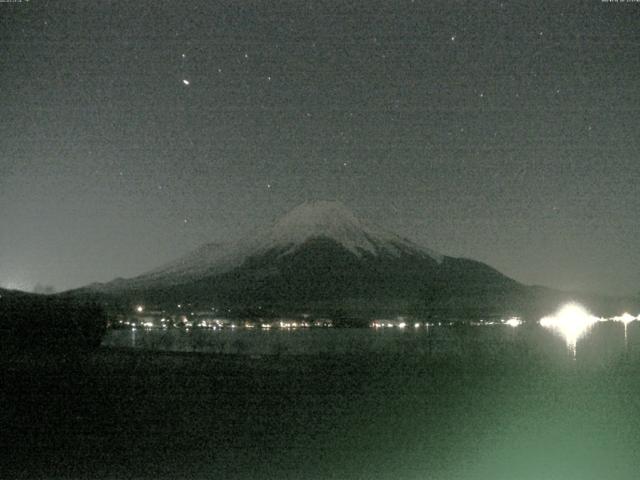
[612,313,636,326]
[135,305,144,313]
[414,323,421,328]
[182,79,190,86]
[398,322,406,329]
[504,317,522,328]
[540,303,598,353]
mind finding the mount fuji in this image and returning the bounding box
[124,200,444,287]
[76,201,549,319]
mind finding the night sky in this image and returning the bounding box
[1,0,639,296]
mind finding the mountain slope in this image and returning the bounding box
[89,201,444,292]
[76,201,543,318]
[145,238,525,317]
[259,200,443,260]
[69,200,640,320]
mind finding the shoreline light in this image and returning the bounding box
[612,312,636,326]
[504,317,522,328]
[540,303,598,354]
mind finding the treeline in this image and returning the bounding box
[0,293,107,353]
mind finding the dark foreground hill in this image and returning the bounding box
[0,290,107,354]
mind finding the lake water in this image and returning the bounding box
[102,321,640,366]
[6,319,640,479]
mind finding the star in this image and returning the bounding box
[182,79,190,86]
[451,35,456,42]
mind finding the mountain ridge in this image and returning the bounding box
[71,201,639,320]
[89,200,444,292]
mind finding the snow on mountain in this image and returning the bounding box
[143,241,252,280]
[97,201,442,290]
[255,201,442,261]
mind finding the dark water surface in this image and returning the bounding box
[3,324,640,479]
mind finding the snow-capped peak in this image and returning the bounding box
[102,201,442,289]
[255,200,443,261]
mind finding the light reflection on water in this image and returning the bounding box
[539,304,639,358]
[92,306,640,480]
[102,310,640,365]
[539,303,600,355]
[96,308,640,479]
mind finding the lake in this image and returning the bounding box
[4,316,640,479]
[102,320,640,367]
